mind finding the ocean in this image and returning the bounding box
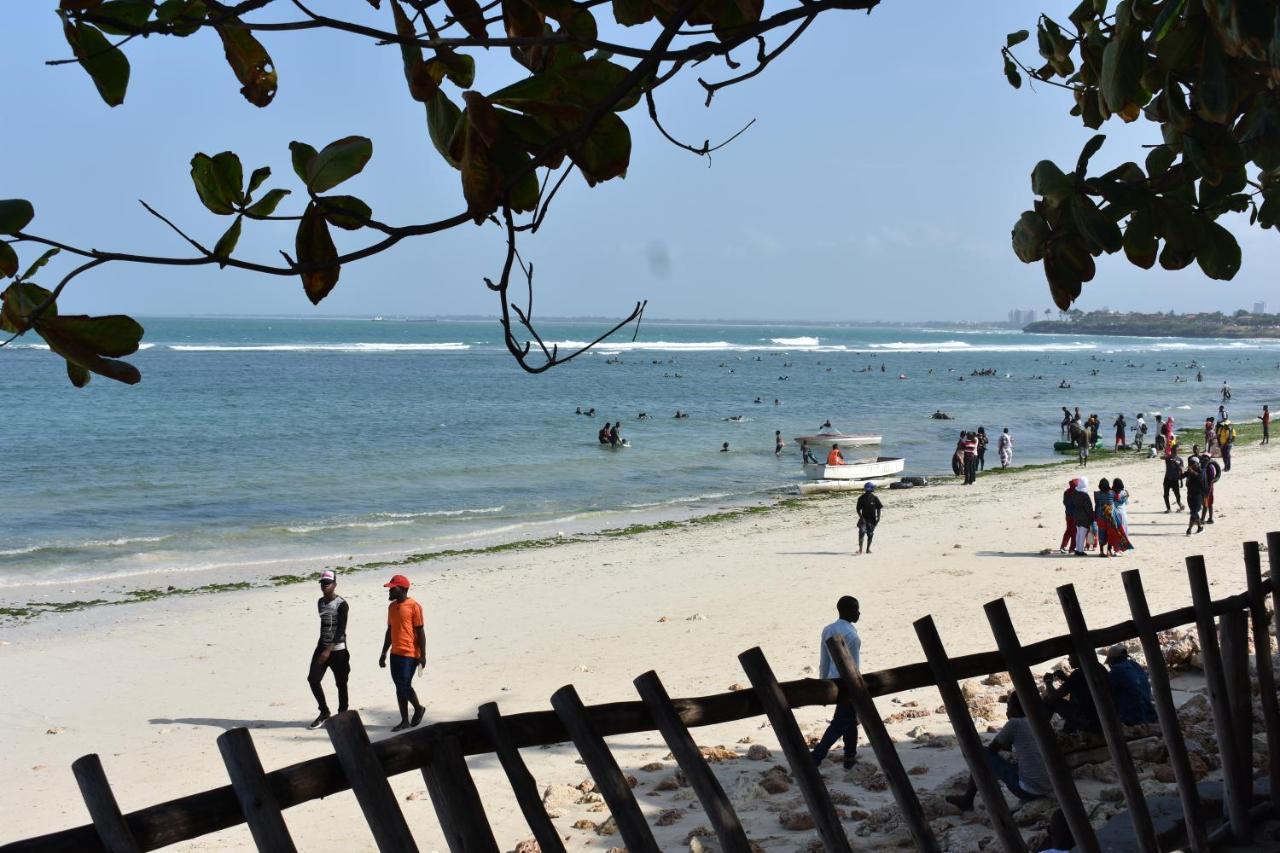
[3,317,1276,592]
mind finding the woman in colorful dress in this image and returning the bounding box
[1094,477,1133,556]
[1111,477,1131,538]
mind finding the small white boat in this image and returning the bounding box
[803,456,905,482]
[793,432,882,450]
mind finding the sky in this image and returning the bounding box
[4,1,1277,324]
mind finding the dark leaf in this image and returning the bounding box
[246,166,271,196]
[0,242,16,279]
[1152,0,1186,41]
[1122,208,1158,269]
[408,60,440,101]
[243,188,290,218]
[458,93,504,220]
[38,316,142,385]
[569,112,630,185]
[1006,29,1029,48]
[1145,145,1175,177]
[66,360,91,388]
[306,136,373,193]
[214,19,277,107]
[0,199,35,234]
[189,152,242,214]
[426,90,464,168]
[437,52,476,89]
[62,21,131,107]
[289,141,318,184]
[1031,160,1075,201]
[18,248,60,283]
[1196,33,1232,125]
[1069,195,1123,255]
[443,0,488,40]
[1158,242,1195,270]
[1195,220,1241,279]
[0,282,57,334]
[295,203,340,304]
[1003,56,1022,89]
[1011,211,1050,262]
[504,0,545,36]
[155,0,206,36]
[318,195,372,230]
[213,215,242,266]
[611,0,652,26]
[1100,25,1145,120]
[89,1,155,36]
[1075,133,1105,175]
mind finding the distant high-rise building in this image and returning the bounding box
[1007,308,1037,328]
[1255,301,1267,314]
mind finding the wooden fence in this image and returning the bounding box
[4,531,1280,853]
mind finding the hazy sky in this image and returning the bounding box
[5,2,1276,323]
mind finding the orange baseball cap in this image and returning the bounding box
[384,574,411,590]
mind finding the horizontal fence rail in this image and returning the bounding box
[2,573,1274,853]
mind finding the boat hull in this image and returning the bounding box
[802,456,905,481]
[793,433,882,449]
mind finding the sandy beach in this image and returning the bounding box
[1,440,1277,851]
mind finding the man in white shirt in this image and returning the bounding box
[811,595,861,769]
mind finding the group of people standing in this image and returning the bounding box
[1059,476,1133,557]
[951,427,1016,482]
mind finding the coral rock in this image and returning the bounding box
[779,810,816,831]
[746,744,772,761]
[656,807,686,827]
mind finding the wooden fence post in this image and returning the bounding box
[549,685,659,853]
[1121,569,1210,852]
[738,647,852,853]
[912,616,1027,853]
[419,733,500,853]
[216,728,297,853]
[1186,555,1251,842]
[1056,584,1158,853]
[325,711,421,853]
[476,703,566,853]
[633,671,753,853]
[824,635,940,853]
[983,598,1100,853]
[70,754,141,853]
[1244,540,1280,809]
[1218,609,1253,800]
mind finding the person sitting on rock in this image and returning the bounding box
[1042,655,1101,734]
[1101,645,1157,726]
[945,692,1051,811]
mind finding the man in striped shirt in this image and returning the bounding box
[307,569,350,729]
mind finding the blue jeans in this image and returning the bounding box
[389,653,417,699]
[985,750,1041,801]
[811,702,858,763]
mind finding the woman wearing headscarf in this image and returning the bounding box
[1111,477,1130,536]
[1094,478,1133,556]
[1059,479,1078,553]
[1066,477,1095,556]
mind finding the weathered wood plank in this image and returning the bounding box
[7,583,1271,853]
[216,728,297,853]
[825,635,940,853]
[738,646,852,853]
[419,733,499,853]
[1218,610,1253,802]
[70,755,142,853]
[984,597,1100,853]
[325,711,420,853]
[912,616,1027,853]
[1186,555,1251,843]
[550,685,659,853]
[1121,569,1210,853]
[633,671,752,853]
[1247,538,1280,810]
[475,703,565,853]
[1056,584,1157,853]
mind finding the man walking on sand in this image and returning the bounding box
[307,569,350,729]
[811,596,861,769]
[855,482,882,555]
[379,574,427,732]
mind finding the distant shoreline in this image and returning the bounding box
[1025,311,1280,339]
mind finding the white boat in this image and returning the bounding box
[793,431,882,450]
[803,456,905,482]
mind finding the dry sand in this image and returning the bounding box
[1,442,1277,851]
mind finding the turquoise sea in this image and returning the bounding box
[3,317,1277,591]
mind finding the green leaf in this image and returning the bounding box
[1196,31,1232,125]
[1006,29,1029,48]
[1070,195,1123,255]
[155,0,206,36]
[0,242,16,279]
[443,0,488,40]
[0,282,57,334]
[37,315,143,385]
[611,0,652,26]
[1075,133,1105,175]
[1011,211,1050,262]
[244,188,290,218]
[90,1,155,36]
[1152,0,1186,41]
[1031,160,1075,202]
[438,52,476,89]
[1122,208,1158,269]
[318,195,372,230]
[1003,56,1022,89]
[1195,220,1241,280]
[63,21,131,107]
[0,199,35,234]
[295,202,340,304]
[18,247,60,282]
[189,152,243,214]
[213,18,277,107]
[305,136,373,193]
[426,90,463,169]
[289,141,318,184]
[1158,242,1195,270]
[213,215,242,266]
[1100,25,1145,120]
[1145,145,1175,177]
[246,166,271,196]
[66,359,91,388]
[569,112,630,185]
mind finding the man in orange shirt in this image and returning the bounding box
[826,444,845,465]
[378,574,427,732]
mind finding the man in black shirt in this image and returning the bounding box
[1162,452,1184,513]
[308,569,351,729]
[856,482,883,555]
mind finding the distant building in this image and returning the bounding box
[1007,308,1038,329]
[1255,301,1267,314]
